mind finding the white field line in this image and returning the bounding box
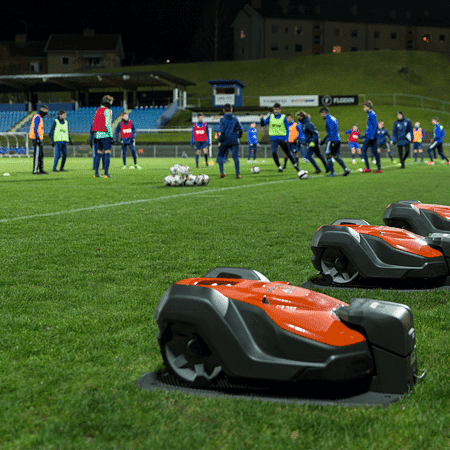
[0,178,296,223]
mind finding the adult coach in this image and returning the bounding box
[391,110,413,169]
[92,95,114,177]
[217,104,243,179]
[361,101,381,173]
[319,107,350,177]
[29,104,49,174]
[115,111,141,169]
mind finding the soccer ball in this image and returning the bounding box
[170,164,181,176]
[196,174,209,186]
[129,165,135,169]
[164,175,174,186]
[173,175,184,186]
[185,174,196,186]
[298,169,309,179]
[251,166,260,174]
[194,174,204,186]
[178,165,190,177]
[202,174,210,185]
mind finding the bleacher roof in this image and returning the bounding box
[0,71,196,94]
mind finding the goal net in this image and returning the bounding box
[0,132,29,157]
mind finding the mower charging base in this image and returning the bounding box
[302,275,450,292]
[138,371,405,407]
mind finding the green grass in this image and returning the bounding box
[1,156,450,449]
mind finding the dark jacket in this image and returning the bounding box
[218,113,243,146]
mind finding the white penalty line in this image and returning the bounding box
[0,178,296,223]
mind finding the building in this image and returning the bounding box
[232,3,450,60]
[0,30,124,76]
[45,29,124,73]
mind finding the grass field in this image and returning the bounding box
[1,155,450,449]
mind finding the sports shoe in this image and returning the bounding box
[247,160,251,163]
[374,169,383,173]
[236,174,242,179]
[427,161,435,165]
[314,169,322,174]
[122,166,127,169]
[220,173,226,178]
[104,174,113,178]
[94,174,101,177]
[278,167,283,172]
[446,161,450,165]
[343,168,351,176]
[361,168,371,173]
[328,173,336,177]
[135,165,142,169]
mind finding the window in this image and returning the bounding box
[391,32,398,40]
[374,31,380,39]
[440,35,446,42]
[29,62,41,72]
[285,45,289,51]
[335,28,342,37]
[88,57,101,67]
[314,24,323,30]
[294,26,303,35]
[407,40,414,49]
[61,57,70,65]
[271,24,279,33]
[271,43,279,51]
[240,47,245,56]
[295,44,303,52]
[314,35,322,45]
[351,30,359,38]
[285,27,289,33]
[351,47,358,52]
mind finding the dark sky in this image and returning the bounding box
[1,0,246,64]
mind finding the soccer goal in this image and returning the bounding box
[0,132,29,157]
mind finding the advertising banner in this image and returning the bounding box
[259,95,319,108]
[319,95,358,107]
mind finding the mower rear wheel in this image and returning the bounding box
[161,323,222,387]
[320,248,360,285]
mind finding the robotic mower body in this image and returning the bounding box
[155,267,419,395]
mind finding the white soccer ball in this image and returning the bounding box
[170,164,181,176]
[195,174,204,185]
[3,173,10,177]
[298,169,309,179]
[201,174,209,185]
[178,165,190,177]
[251,166,260,174]
[164,175,174,186]
[173,174,184,186]
[185,174,196,186]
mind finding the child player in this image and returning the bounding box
[412,122,424,163]
[247,122,258,163]
[191,113,210,168]
[260,103,300,173]
[344,124,362,164]
[92,95,114,178]
[50,109,73,172]
[115,111,141,169]
[284,113,300,169]
[377,122,394,162]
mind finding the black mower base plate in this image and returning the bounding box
[138,372,405,407]
[302,275,450,292]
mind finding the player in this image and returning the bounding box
[217,104,243,179]
[427,117,449,165]
[377,122,393,162]
[247,122,258,163]
[92,95,114,177]
[361,101,381,173]
[191,113,210,168]
[344,124,362,164]
[29,104,49,174]
[412,122,425,163]
[296,111,327,174]
[284,113,300,169]
[115,111,141,169]
[319,107,350,177]
[260,103,300,172]
[49,109,73,172]
[391,110,413,169]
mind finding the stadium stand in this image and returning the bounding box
[17,106,123,134]
[129,106,168,130]
[0,111,29,132]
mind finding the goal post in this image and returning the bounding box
[135,128,213,158]
[0,132,29,157]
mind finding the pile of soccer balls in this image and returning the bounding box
[164,164,210,187]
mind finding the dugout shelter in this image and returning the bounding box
[0,71,195,111]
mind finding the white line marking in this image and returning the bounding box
[0,178,295,223]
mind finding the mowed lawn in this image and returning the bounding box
[1,156,450,449]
